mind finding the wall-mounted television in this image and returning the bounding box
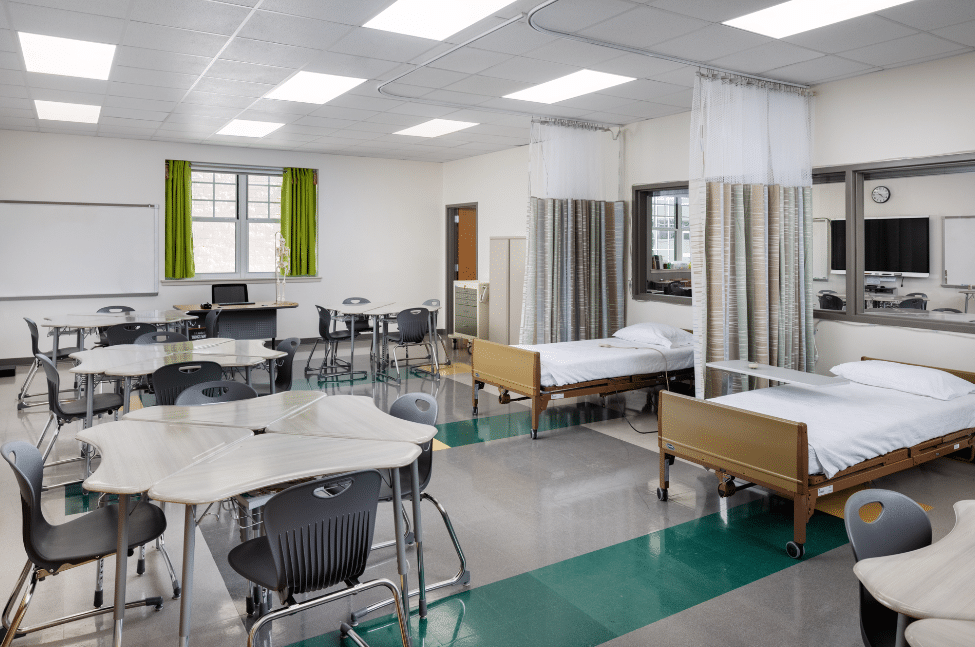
[830,217,930,276]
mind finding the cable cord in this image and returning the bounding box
[596,344,670,434]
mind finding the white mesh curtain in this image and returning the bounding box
[688,71,815,397]
[520,120,625,344]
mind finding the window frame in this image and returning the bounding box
[632,181,692,305]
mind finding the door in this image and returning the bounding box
[446,204,477,335]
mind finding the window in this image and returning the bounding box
[190,171,281,278]
[632,183,692,303]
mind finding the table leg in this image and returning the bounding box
[391,472,412,646]
[372,315,380,364]
[85,371,95,429]
[894,613,909,647]
[268,359,276,395]
[178,505,196,647]
[410,459,427,618]
[113,493,130,647]
[245,367,252,387]
[52,326,60,368]
[123,377,132,415]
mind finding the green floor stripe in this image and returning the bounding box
[435,402,622,448]
[285,497,848,647]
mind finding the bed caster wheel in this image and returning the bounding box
[657,488,668,501]
[786,541,805,559]
[530,429,538,439]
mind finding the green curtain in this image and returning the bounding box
[164,160,195,279]
[280,168,318,276]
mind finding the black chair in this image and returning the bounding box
[305,306,366,380]
[227,471,409,647]
[342,297,374,337]
[17,318,81,409]
[844,489,932,647]
[670,284,691,297]
[819,294,844,310]
[204,309,221,338]
[175,380,258,405]
[388,308,437,375]
[898,298,924,310]
[932,308,962,313]
[352,393,469,624]
[212,283,248,305]
[105,322,158,346]
[254,338,299,395]
[151,361,223,406]
[905,292,927,310]
[94,305,135,347]
[135,331,188,345]
[0,441,167,643]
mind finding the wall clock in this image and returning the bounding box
[871,186,891,203]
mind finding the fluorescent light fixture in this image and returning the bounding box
[18,32,115,80]
[504,70,635,104]
[364,0,516,40]
[724,0,919,39]
[266,71,366,105]
[34,100,100,123]
[216,120,284,138]
[395,119,478,137]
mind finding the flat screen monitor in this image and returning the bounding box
[830,217,929,276]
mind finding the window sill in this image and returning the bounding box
[161,276,321,286]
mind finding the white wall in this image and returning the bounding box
[0,130,444,360]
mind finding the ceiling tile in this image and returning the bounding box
[28,87,104,104]
[0,96,31,109]
[551,92,635,112]
[597,78,686,101]
[783,15,918,55]
[0,51,22,70]
[841,33,966,67]
[435,108,511,123]
[326,93,404,112]
[465,21,557,56]
[611,99,687,118]
[235,109,300,123]
[162,113,228,126]
[529,0,637,33]
[7,2,124,42]
[0,83,29,98]
[26,72,108,94]
[0,115,37,128]
[0,106,32,119]
[123,22,228,57]
[102,95,176,112]
[206,59,294,85]
[421,89,491,106]
[428,47,512,74]
[378,82,430,99]
[114,47,211,75]
[171,102,239,118]
[100,105,169,121]
[708,42,824,75]
[303,51,402,79]
[237,10,351,50]
[111,66,197,89]
[22,0,131,19]
[522,38,627,67]
[464,123,529,138]
[576,110,642,124]
[479,55,579,83]
[649,64,699,87]
[654,87,693,107]
[442,74,531,96]
[932,20,975,47]
[329,28,441,63]
[247,98,320,116]
[394,66,469,89]
[307,104,378,120]
[878,0,975,31]
[586,53,685,79]
[444,16,515,46]
[0,69,23,86]
[324,128,384,140]
[341,121,402,134]
[579,6,709,49]
[765,55,878,85]
[38,122,97,133]
[277,124,337,136]
[477,96,589,118]
[363,111,428,126]
[107,81,186,101]
[0,30,16,52]
[156,121,219,133]
[98,125,160,137]
[252,130,321,143]
[294,115,359,129]
[182,90,255,109]
[386,102,456,117]
[258,0,391,26]
[653,24,771,61]
[99,115,164,129]
[193,75,273,98]
[485,113,533,128]
[646,0,780,23]
[130,0,253,35]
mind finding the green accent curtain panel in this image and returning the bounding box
[164,160,195,279]
[280,168,317,276]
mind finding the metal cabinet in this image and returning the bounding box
[488,236,526,345]
[453,280,489,341]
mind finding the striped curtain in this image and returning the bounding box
[520,198,626,344]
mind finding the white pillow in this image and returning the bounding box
[830,360,975,401]
[612,322,694,349]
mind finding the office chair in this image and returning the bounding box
[897,298,924,310]
[0,441,168,647]
[135,331,188,345]
[227,471,410,647]
[819,294,845,310]
[174,380,258,405]
[905,292,927,310]
[253,338,299,395]
[105,322,158,346]
[305,306,366,381]
[212,283,248,305]
[351,393,469,624]
[932,308,962,313]
[151,361,223,406]
[17,318,81,410]
[388,308,438,375]
[844,489,932,647]
[94,305,135,346]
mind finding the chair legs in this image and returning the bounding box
[307,338,366,381]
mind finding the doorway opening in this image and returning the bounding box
[445,203,477,336]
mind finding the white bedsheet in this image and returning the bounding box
[711,383,975,478]
[515,338,695,387]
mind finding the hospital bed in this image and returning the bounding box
[471,337,694,439]
[657,357,975,559]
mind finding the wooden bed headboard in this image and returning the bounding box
[860,357,975,385]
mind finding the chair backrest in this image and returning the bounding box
[933,308,962,313]
[316,306,337,341]
[381,393,438,500]
[395,308,429,344]
[212,283,248,304]
[898,298,924,310]
[422,299,441,308]
[152,361,224,406]
[175,380,258,405]
[342,297,370,305]
[262,471,382,596]
[670,285,690,297]
[135,331,188,345]
[106,322,158,346]
[35,354,69,421]
[274,338,300,391]
[818,290,837,295]
[1,441,58,572]
[205,309,221,338]
[819,294,844,310]
[97,305,134,314]
[24,318,41,356]
[906,292,928,298]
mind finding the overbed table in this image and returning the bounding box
[854,500,975,647]
[706,360,849,387]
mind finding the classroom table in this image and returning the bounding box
[174,302,298,345]
[122,390,325,429]
[906,619,975,647]
[958,289,975,313]
[854,500,975,647]
[40,310,198,363]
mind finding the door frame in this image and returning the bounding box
[445,202,477,336]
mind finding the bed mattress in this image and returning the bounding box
[515,338,695,387]
[711,383,975,479]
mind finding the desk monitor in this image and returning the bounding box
[212,283,248,305]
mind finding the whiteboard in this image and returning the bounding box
[943,216,975,288]
[0,201,158,300]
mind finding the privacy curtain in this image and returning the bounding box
[520,120,625,344]
[280,167,317,276]
[689,71,815,397]
[164,160,195,279]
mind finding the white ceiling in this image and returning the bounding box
[0,0,972,163]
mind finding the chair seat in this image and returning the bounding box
[59,392,124,418]
[328,329,356,341]
[227,536,279,591]
[33,501,166,572]
[47,346,81,361]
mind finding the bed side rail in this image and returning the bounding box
[861,356,975,385]
[659,392,808,495]
[471,339,540,397]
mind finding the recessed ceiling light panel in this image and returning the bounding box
[216,120,285,138]
[504,70,635,104]
[724,0,918,39]
[395,119,478,137]
[266,71,367,105]
[19,32,116,80]
[364,0,516,40]
[34,100,101,123]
